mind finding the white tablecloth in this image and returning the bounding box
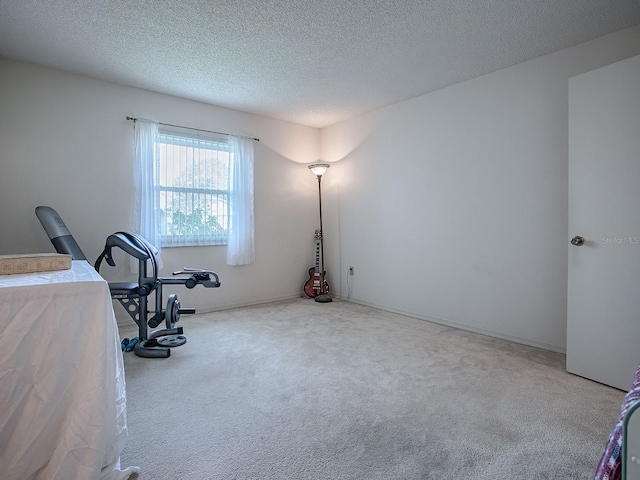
[0,260,139,480]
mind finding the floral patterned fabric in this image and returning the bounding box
[595,364,640,480]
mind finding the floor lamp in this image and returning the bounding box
[308,163,332,303]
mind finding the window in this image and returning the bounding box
[134,118,254,265]
[155,130,230,247]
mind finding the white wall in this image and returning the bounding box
[320,25,640,352]
[3,24,640,350]
[0,58,320,316]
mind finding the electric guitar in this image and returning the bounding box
[303,229,329,298]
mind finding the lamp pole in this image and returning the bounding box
[308,163,332,303]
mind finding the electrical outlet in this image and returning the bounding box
[348,266,354,275]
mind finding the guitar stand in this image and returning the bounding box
[95,232,220,358]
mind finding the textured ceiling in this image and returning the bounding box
[1,1,640,128]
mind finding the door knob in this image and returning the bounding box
[571,236,585,246]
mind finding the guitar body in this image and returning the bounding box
[303,267,329,298]
[303,230,329,298]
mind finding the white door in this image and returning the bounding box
[567,54,640,391]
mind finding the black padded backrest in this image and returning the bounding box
[35,206,87,260]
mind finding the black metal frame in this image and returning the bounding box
[35,206,220,359]
[95,232,220,358]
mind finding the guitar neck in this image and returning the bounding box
[313,239,321,274]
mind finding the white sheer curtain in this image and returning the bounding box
[226,135,255,265]
[132,118,163,268]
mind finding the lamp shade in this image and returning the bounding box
[308,163,330,177]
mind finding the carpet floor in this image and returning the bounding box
[118,299,624,479]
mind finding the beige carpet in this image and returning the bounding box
[118,299,624,479]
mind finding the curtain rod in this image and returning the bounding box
[125,116,259,142]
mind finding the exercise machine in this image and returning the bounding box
[35,206,220,358]
[94,231,220,357]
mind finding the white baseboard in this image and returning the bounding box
[115,293,305,329]
[184,293,306,315]
[116,291,566,355]
[332,294,566,355]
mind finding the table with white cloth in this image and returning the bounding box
[0,260,139,480]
